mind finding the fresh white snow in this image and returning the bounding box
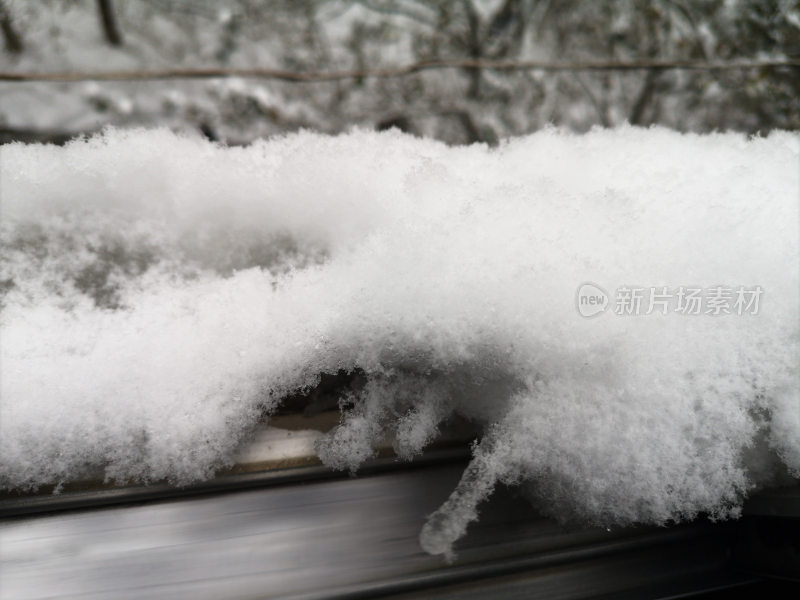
[0,127,798,557]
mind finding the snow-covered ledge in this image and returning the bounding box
[1,127,797,557]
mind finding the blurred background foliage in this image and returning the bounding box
[0,0,798,145]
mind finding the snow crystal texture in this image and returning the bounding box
[1,128,798,557]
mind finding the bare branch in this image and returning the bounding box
[0,58,797,83]
[97,0,123,47]
[629,69,660,126]
[0,0,24,53]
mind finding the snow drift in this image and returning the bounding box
[1,127,798,557]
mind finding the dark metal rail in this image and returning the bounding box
[3,456,794,599]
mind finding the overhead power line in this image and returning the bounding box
[0,58,798,83]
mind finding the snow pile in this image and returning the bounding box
[1,128,798,557]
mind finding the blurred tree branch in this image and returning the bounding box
[2,58,797,82]
[97,0,123,46]
[0,0,23,53]
[1,0,797,139]
[629,69,661,125]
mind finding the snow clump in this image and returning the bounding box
[0,127,797,557]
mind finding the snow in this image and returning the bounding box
[0,127,798,557]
